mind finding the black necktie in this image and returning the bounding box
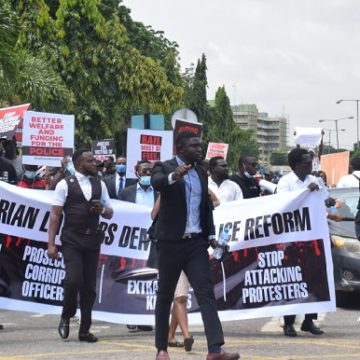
[118,177,124,194]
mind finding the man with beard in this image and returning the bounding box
[151,132,240,360]
[48,149,113,342]
[230,154,260,199]
[208,156,243,204]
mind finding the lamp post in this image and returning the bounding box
[336,99,360,148]
[323,128,346,152]
[319,116,353,149]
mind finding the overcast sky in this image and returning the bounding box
[124,0,360,150]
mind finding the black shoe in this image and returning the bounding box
[184,336,194,352]
[58,318,70,339]
[79,332,98,342]
[137,325,153,332]
[0,324,3,330]
[301,321,324,335]
[283,324,297,337]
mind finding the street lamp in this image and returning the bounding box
[336,99,360,148]
[319,116,353,149]
[323,128,346,151]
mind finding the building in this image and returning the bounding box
[232,104,288,162]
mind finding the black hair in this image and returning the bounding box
[238,154,253,167]
[175,131,198,149]
[208,156,224,173]
[287,147,309,170]
[135,159,151,170]
[72,148,90,165]
[350,156,360,171]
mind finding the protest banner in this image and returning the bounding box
[0,181,336,325]
[91,139,116,161]
[126,129,173,179]
[0,103,30,140]
[21,111,75,167]
[206,142,229,160]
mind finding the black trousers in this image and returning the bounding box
[155,236,224,351]
[284,313,317,326]
[61,235,100,334]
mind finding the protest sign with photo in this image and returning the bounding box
[174,119,202,140]
[91,139,115,161]
[21,111,75,167]
[0,103,30,140]
[126,129,173,179]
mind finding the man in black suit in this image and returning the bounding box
[103,156,136,199]
[118,160,156,205]
[119,159,156,333]
[151,132,239,360]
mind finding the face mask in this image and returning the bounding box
[243,164,253,179]
[139,175,151,186]
[116,164,126,174]
[66,162,75,175]
[24,171,36,180]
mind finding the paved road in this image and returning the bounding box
[1,304,360,360]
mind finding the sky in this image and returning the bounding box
[123,0,360,150]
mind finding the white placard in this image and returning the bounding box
[22,111,75,167]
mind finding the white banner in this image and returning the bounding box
[0,181,336,324]
[0,181,152,260]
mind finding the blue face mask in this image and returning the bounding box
[66,162,75,175]
[24,170,36,180]
[139,175,151,186]
[116,164,126,174]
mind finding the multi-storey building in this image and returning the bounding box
[232,104,288,162]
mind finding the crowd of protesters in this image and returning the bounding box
[1,133,358,359]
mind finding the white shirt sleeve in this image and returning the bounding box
[52,179,68,206]
[234,182,243,200]
[101,181,112,208]
[276,177,291,193]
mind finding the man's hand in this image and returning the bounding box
[210,240,230,261]
[172,164,192,181]
[328,213,342,222]
[308,182,319,192]
[90,200,103,214]
[47,244,59,260]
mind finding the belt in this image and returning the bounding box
[182,232,202,239]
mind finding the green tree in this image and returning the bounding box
[187,54,209,122]
[210,86,259,170]
[0,0,72,110]
[54,0,183,145]
[270,151,288,166]
[2,0,183,151]
[0,0,19,90]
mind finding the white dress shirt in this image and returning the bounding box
[135,183,155,208]
[208,177,243,203]
[277,171,328,200]
[336,170,360,188]
[52,171,111,207]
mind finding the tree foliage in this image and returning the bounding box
[0,0,183,150]
[270,151,288,166]
[183,55,259,170]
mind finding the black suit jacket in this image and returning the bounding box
[151,157,215,241]
[103,173,137,199]
[118,183,157,204]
